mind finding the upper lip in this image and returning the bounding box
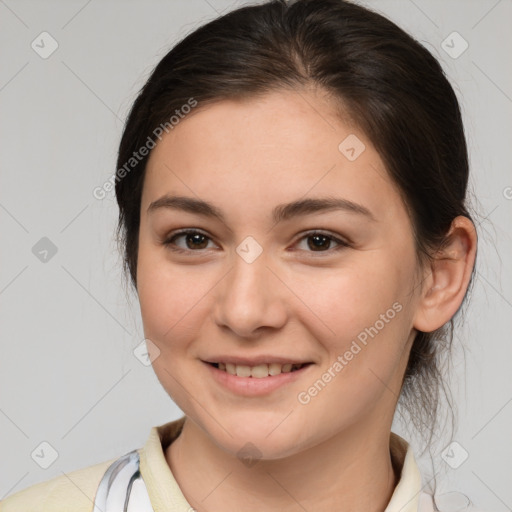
[202,355,313,366]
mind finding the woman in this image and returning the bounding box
[1,0,480,511]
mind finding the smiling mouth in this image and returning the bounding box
[207,362,312,378]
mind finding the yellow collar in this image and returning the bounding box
[138,416,430,512]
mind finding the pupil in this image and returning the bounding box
[308,234,329,251]
[187,233,208,249]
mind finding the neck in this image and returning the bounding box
[166,418,399,512]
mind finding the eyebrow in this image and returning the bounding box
[147,194,376,224]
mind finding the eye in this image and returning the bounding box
[162,228,350,256]
[293,230,350,254]
[162,229,216,253]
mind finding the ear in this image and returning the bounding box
[413,216,477,333]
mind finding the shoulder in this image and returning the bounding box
[0,455,120,512]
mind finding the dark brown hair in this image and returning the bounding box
[115,0,476,489]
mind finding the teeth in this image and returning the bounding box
[268,363,282,376]
[251,364,270,378]
[215,362,305,377]
[236,365,251,377]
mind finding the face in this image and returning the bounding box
[137,88,423,459]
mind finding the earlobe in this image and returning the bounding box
[413,216,477,333]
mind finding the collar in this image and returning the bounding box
[386,429,426,512]
[138,416,427,512]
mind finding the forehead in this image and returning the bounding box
[142,90,404,224]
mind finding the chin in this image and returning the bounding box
[199,411,308,461]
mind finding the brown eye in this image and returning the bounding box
[306,233,333,251]
[295,231,350,254]
[183,232,209,250]
[162,228,350,256]
[163,229,215,253]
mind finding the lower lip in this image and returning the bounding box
[203,361,313,396]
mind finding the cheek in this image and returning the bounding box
[291,250,416,365]
[136,245,209,353]
[290,257,415,425]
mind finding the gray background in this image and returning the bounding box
[1,0,511,510]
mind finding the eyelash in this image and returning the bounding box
[162,229,351,256]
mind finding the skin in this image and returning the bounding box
[136,87,477,512]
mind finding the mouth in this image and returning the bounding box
[205,361,312,378]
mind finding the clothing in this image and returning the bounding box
[1,416,436,512]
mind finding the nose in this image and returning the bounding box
[212,247,288,339]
